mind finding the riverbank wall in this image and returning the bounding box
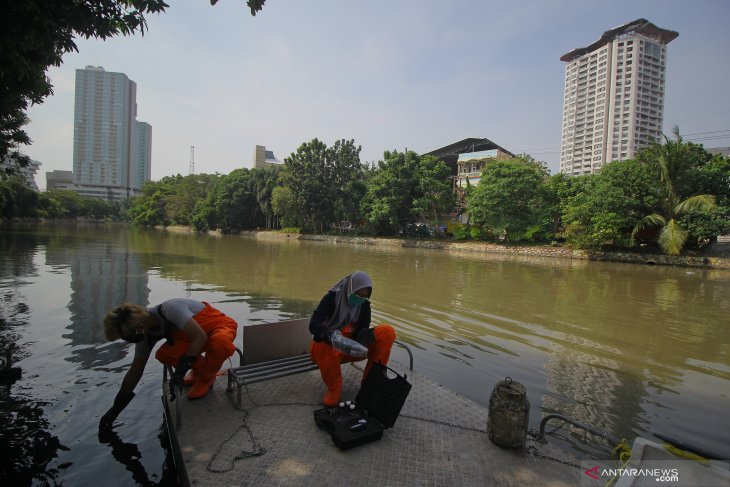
[205,229,728,270]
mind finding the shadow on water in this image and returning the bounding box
[97,421,178,487]
[0,289,67,485]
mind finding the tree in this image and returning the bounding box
[248,165,283,229]
[360,150,454,235]
[678,153,730,248]
[361,150,419,235]
[127,180,171,226]
[281,138,364,232]
[0,177,40,219]
[329,139,366,229]
[561,159,659,249]
[281,139,332,231]
[411,155,455,223]
[0,1,266,174]
[164,174,219,225]
[543,172,578,238]
[632,128,717,255]
[466,156,549,241]
[271,185,301,228]
[192,168,261,233]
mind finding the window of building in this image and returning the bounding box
[644,41,661,60]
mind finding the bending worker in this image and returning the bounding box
[309,271,396,406]
[99,299,238,429]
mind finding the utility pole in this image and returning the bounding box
[189,146,195,175]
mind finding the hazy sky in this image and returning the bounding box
[24,0,730,188]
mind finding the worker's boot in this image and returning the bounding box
[320,362,343,407]
[187,374,215,399]
[187,360,217,400]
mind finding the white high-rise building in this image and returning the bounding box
[559,19,678,176]
[72,66,151,200]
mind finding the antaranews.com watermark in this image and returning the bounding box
[580,460,730,486]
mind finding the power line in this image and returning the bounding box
[671,109,730,123]
[682,129,730,137]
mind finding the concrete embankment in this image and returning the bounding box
[224,229,730,270]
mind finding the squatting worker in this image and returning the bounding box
[99,299,238,429]
[309,271,396,406]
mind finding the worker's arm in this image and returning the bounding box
[99,344,151,430]
[309,291,336,342]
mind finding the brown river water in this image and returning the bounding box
[1,222,728,485]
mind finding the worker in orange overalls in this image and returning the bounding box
[309,271,396,406]
[99,299,237,430]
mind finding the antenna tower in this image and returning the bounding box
[189,145,195,175]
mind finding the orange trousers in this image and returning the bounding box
[155,303,238,381]
[310,323,396,399]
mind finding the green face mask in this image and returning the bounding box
[348,292,367,307]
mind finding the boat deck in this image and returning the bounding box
[165,361,583,486]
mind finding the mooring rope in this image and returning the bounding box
[203,362,621,474]
[205,371,320,473]
[206,380,586,474]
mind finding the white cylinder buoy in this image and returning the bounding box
[487,377,530,448]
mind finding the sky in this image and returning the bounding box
[24,0,730,189]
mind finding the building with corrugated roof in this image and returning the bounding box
[424,137,515,226]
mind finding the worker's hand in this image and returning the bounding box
[175,355,196,378]
[314,327,333,343]
[99,391,135,431]
[99,408,118,431]
[354,328,375,347]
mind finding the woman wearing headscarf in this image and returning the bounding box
[309,271,396,406]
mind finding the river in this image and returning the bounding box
[1,222,728,485]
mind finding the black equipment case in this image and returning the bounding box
[313,362,412,450]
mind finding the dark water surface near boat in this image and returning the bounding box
[1,223,728,485]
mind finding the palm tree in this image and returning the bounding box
[632,127,716,255]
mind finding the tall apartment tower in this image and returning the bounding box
[73,66,151,200]
[559,19,678,176]
[134,121,152,189]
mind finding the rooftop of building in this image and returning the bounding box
[265,150,281,164]
[424,137,515,175]
[560,18,679,62]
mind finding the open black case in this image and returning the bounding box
[313,362,412,450]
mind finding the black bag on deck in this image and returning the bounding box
[313,362,411,450]
[355,362,411,428]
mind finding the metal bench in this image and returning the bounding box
[164,319,414,429]
[226,318,414,408]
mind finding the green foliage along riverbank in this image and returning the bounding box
[2,132,729,256]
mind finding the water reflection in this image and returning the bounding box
[0,386,69,485]
[56,239,149,368]
[0,279,67,484]
[98,422,177,487]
